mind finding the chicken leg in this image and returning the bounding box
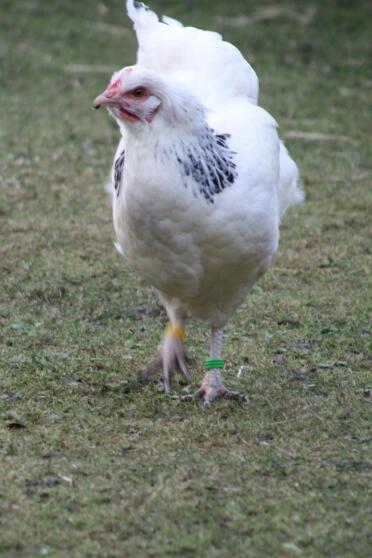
[182,328,247,407]
[139,322,191,391]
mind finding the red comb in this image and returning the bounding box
[108,78,121,94]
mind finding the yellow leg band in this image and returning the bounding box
[165,323,185,342]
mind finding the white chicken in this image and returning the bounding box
[93,0,303,405]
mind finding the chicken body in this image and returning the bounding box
[114,101,280,327]
[94,1,303,405]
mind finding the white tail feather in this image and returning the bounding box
[125,0,259,107]
[126,0,158,29]
[162,15,184,28]
[278,142,304,218]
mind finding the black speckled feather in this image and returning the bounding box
[114,149,125,197]
[114,129,236,204]
[175,128,237,204]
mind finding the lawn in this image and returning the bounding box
[0,0,371,556]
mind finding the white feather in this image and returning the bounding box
[104,2,303,328]
[126,0,259,108]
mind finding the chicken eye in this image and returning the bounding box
[131,87,146,99]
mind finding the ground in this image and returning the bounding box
[0,0,371,556]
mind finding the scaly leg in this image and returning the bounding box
[162,322,191,391]
[183,327,247,407]
[139,321,191,391]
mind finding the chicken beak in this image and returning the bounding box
[92,92,110,109]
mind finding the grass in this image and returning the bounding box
[0,0,371,556]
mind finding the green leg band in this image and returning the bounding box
[205,358,225,370]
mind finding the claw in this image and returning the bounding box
[182,372,247,407]
[163,364,172,393]
[176,351,192,383]
[139,325,191,390]
[163,329,191,390]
